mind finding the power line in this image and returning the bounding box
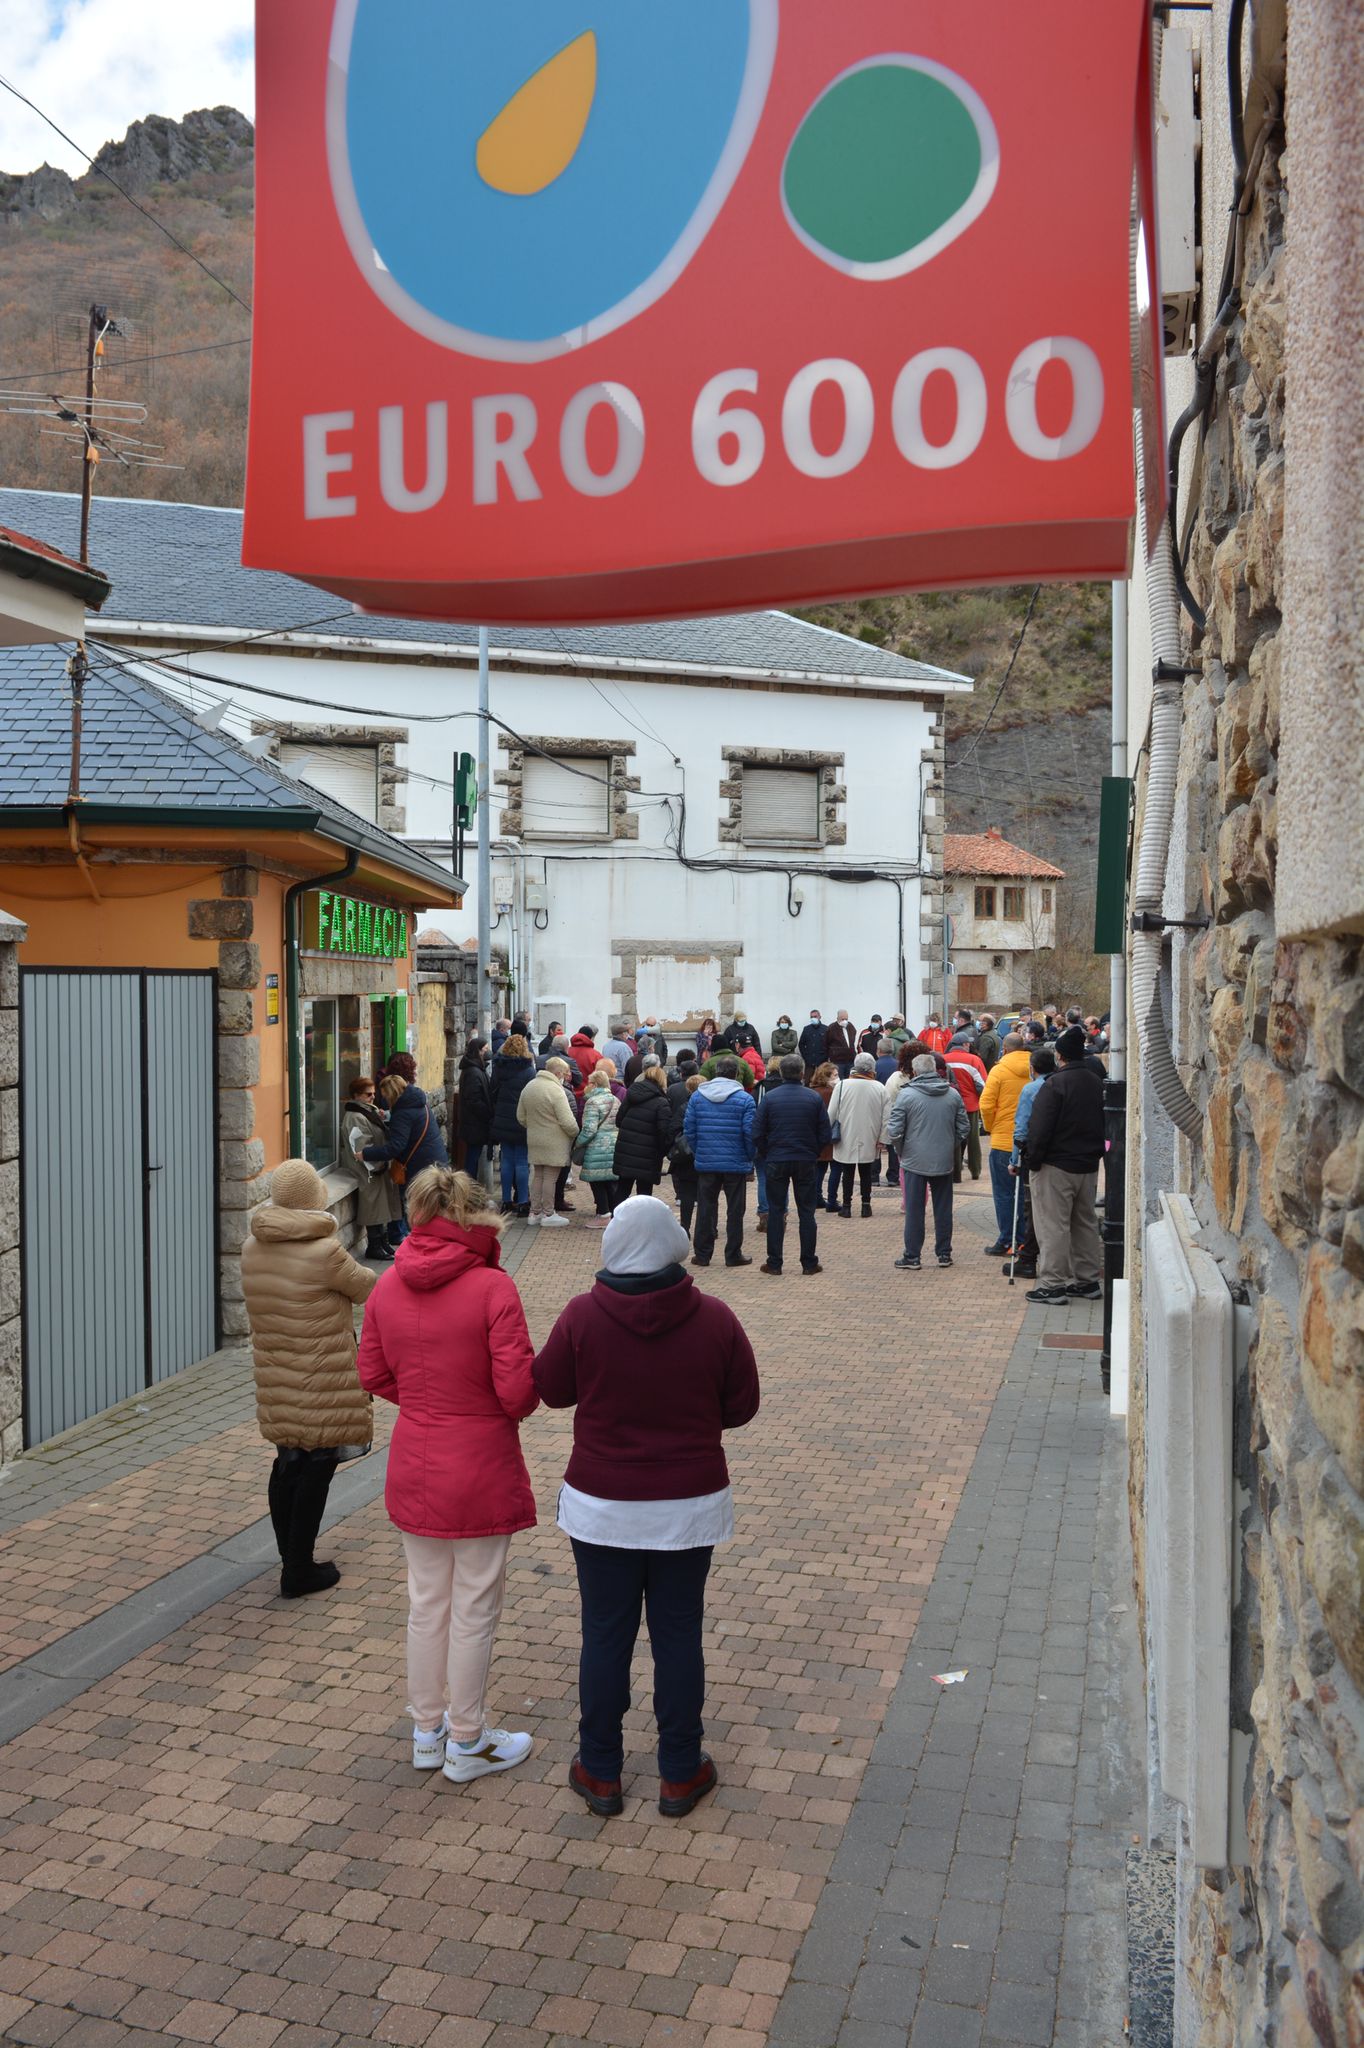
[0,335,250,386]
[0,74,253,315]
[950,586,1042,771]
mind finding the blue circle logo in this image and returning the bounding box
[328,0,777,361]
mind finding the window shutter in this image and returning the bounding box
[278,742,379,821]
[522,754,611,838]
[742,767,820,843]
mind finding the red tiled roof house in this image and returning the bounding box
[942,826,1065,1010]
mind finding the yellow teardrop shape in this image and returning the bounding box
[476,30,598,197]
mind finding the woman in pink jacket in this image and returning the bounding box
[358,1164,539,1784]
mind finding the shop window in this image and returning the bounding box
[741,766,822,845]
[1041,887,1053,913]
[974,885,997,919]
[304,998,339,1170]
[522,753,612,839]
[279,742,379,822]
[1003,886,1026,921]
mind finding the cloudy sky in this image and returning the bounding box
[0,0,253,175]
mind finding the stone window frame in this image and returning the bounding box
[496,733,639,842]
[718,747,847,848]
[611,938,744,1027]
[251,718,409,833]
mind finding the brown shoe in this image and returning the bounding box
[759,1261,782,1275]
[659,1754,718,1817]
[800,1261,823,1276]
[569,1756,623,1818]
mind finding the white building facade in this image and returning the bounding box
[3,490,971,1040]
[943,829,1063,1010]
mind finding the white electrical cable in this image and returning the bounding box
[1132,421,1203,1140]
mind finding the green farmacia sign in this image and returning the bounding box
[304,889,409,959]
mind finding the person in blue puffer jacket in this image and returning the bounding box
[682,1056,756,1269]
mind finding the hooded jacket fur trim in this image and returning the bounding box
[241,1204,376,1450]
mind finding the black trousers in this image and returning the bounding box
[672,1165,697,1234]
[267,1449,339,1584]
[570,1539,713,1781]
[694,1172,747,1263]
[835,1160,874,1209]
[764,1161,820,1270]
[590,1179,617,1215]
[615,1176,656,1203]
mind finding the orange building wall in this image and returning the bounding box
[2,861,417,1172]
[1,861,289,1165]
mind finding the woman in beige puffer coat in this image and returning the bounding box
[516,1057,580,1222]
[240,1156,377,1599]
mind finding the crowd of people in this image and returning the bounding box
[238,994,1108,1814]
[448,1002,1109,1289]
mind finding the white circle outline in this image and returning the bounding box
[325,0,779,362]
[780,53,1000,282]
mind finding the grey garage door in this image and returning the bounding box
[20,970,219,1445]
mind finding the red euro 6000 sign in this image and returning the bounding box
[245,0,1156,624]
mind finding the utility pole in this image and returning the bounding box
[1100,578,1129,1397]
[476,626,492,1038]
[78,303,105,566]
[68,303,105,808]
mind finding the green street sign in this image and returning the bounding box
[455,752,478,829]
[303,889,409,959]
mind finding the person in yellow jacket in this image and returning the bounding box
[978,1034,1034,1254]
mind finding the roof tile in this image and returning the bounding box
[943,830,1065,879]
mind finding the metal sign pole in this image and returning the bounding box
[476,626,492,1039]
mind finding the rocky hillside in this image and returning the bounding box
[0,108,1112,962]
[0,108,253,514]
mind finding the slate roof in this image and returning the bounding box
[943,830,1065,880]
[0,487,971,692]
[0,638,461,897]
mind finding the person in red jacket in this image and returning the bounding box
[919,1014,952,1056]
[358,1165,540,1785]
[568,1026,602,1093]
[943,1038,989,1181]
[533,1196,760,1822]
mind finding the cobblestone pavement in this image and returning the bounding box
[0,1181,1140,2048]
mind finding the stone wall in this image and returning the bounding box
[0,908,25,1461]
[199,868,269,1342]
[412,938,480,1152]
[1129,6,1364,2038]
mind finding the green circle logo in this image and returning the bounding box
[782,56,999,279]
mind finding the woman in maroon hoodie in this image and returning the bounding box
[533,1196,760,1820]
[358,1165,539,1785]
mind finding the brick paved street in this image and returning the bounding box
[0,1182,1140,2048]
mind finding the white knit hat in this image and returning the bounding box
[270,1158,328,1209]
[600,1195,691,1277]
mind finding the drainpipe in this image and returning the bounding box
[1101,581,1130,1394]
[283,849,359,1160]
[1133,508,1203,1141]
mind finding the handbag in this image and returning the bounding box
[828,1082,843,1148]
[389,1107,429,1187]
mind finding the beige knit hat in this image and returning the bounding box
[270,1158,328,1209]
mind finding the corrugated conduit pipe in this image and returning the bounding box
[1133,432,1204,1140]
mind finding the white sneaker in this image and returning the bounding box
[541,1213,571,1228]
[412,1717,448,1770]
[443,1727,534,1782]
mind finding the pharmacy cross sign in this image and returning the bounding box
[302,889,410,960]
[244,0,1161,625]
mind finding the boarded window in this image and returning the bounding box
[278,741,378,821]
[1003,886,1026,920]
[957,973,988,1002]
[635,953,723,1028]
[974,885,996,918]
[1041,887,1053,913]
[522,754,611,838]
[742,767,821,844]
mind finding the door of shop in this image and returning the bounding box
[19,969,219,1446]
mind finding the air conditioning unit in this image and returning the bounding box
[1157,28,1200,355]
[1143,1194,1237,1866]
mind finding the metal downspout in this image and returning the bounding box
[283,849,359,1161]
